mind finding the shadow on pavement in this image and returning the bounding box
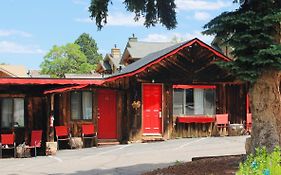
[50,162,173,175]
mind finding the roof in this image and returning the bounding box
[0,38,232,88]
[105,38,231,82]
[0,65,28,77]
[105,54,122,68]
[65,74,102,78]
[0,77,104,85]
[120,41,174,64]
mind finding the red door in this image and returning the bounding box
[142,84,162,134]
[97,90,117,139]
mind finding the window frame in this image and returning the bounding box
[172,87,216,116]
[0,97,25,128]
[70,91,93,121]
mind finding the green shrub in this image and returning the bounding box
[237,146,281,175]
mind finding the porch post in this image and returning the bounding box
[49,94,55,142]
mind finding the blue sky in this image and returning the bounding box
[0,0,237,70]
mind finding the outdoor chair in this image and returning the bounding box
[246,113,252,134]
[55,126,71,150]
[25,130,42,157]
[81,124,97,147]
[215,114,229,136]
[0,134,16,158]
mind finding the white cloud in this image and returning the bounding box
[176,0,232,11]
[0,41,45,54]
[142,31,214,44]
[194,12,211,21]
[0,29,32,37]
[75,12,145,27]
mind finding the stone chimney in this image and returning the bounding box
[111,44,121,58]
[128,33,137,42]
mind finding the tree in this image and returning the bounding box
[203,0,281,152]
[88,0,177,30]
[40,43,95,78]
[74,33,102,65]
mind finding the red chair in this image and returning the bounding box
[0,134,16,158]
[55,126,71,150]
[81,124,97,147]
[216,114,229,135]
[246,113,252,134]
[25,130,42,157]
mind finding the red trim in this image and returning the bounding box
[44,84,89,94]
[177,116,215,123]
[0,78,104,85]
[104,38,231,83]
[173,85,216,89]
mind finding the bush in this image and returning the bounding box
[237,146,281,175]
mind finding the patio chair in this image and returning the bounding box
[0,134,16,158]
[55,126,71,150]
[25,130,42,157]
[81,124,97,147]
[215,114,229,136]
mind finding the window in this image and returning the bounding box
[1,98,24,128]
[173,88,215,116]
[71,91,92,120]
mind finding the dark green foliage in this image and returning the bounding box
[74,33,102,65]
[203,0,281,83]
[89,0,177,30]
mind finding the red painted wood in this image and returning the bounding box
[97,89,117,139]
[177,116,215,123]
[142,84,162,134]
[44,84,88,94]
[173,85,216,89]
[0,78,104,85]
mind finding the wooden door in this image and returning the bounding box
[142,84,162,134]
[97,90,117,139]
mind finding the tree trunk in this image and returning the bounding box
[249,69,281,153]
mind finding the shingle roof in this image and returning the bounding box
[0,65,28,77]
[120,41,175,64]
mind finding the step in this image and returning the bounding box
[142,136,165,143]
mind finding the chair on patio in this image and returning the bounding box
[25,130,42,157]
[215,114,229,136]
[0,134,16,158]
[55,126,71,150]
[81,124,97,147]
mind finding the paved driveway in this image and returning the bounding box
[0,136,248,175]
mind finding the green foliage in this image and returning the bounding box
[89,0,177,30]
[40,43,95,78]
[237,146,281,175]
[74,33,102,65]
[203,1,281,84]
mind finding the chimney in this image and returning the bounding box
[128,33,137,42]
[111,44,121,58]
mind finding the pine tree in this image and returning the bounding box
[203,0,281,152]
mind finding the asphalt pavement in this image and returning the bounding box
[0,136,248,175]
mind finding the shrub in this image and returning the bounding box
[237,146,281,175]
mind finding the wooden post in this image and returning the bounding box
[49,94,55,142]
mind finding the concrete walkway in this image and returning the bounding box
[0,136,248,175]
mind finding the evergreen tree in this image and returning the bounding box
[203,0,281,152]
[75,33,102,65]
[88,0,177,30]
